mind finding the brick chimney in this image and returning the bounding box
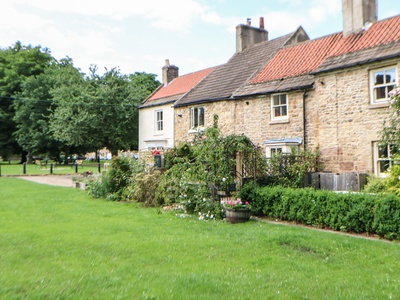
[236,17,268,53]
[162,59,179,85]
[342,0,377,37]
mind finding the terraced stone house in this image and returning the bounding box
[139,0,400,183]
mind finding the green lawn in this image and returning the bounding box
[1,177,399,299]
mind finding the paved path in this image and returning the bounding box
[18,175,75,187]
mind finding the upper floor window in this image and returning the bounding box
[370,66,397,104]
[190,107,204,129]
[155,110,163,132]
[271,93,288,121]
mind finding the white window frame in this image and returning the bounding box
[265,144,297,158]
[155,110,163,132]
[271,93,288,121]
[369,66,397,105]
[190,106,204,130]
[373,142,400,177]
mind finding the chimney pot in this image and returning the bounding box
[246,18,251,26]
[260,17,264,29]
[165,59,170,66]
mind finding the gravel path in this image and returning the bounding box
[18,175,75,187]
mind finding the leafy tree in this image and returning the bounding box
[91,69,160,155]
[50,66,159,156]
[49,62,99,156]
[0,41,54,161]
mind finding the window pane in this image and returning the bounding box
[194,108,199,127]
[198,108,204,126]
[274,107,281,117]
[378,144,388,159]
[379,160,390,173]
[386,69,396,83]
[273,97,279,106]
[281,106,287,116]
[374,71,384,85]
[375,87,386,100]
[280,94,287,104]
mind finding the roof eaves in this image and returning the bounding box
[174,96,233,108]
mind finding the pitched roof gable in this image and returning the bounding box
[147,67,215,102]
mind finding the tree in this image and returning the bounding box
[49,66,159,157]
[0,41,54,161]
[13,58,83,162]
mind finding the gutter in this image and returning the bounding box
[303,89,308,150]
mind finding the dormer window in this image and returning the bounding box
[370,66,397,104]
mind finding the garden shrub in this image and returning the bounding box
[363,175,386,194]
[87,156,145,201]
[240,181,400,240]
[266,148,322,188]
[373,194,400,240]
[132,171,162,206]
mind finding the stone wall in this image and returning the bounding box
[312,59,399,173]
[174,92,305,151]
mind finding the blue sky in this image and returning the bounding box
[1,0,399,81]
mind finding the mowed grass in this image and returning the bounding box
[1,178,399,299]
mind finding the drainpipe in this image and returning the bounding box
[303,89,308,151]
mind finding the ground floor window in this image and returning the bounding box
[373,142,400,176]
[264,138,302,158]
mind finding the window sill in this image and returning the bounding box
[368,102,390,109]
[269,118,289,125]
[188,127,205,134]
[153,132,164,136]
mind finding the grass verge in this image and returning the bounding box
[1,177,399,299]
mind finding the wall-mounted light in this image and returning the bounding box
[178,114,183,117]
[319,80,325,85]
[245,101,250,105]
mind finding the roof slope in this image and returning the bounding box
[140,67,215,108]
[314,14,400,73]
[249,33,342,84]
[237,14,400,96]
[174,32,295,107]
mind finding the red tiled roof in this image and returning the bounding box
[250,15,400,85]
[250,33,342,84]
[329,15,400,57]
[148,67,215,101]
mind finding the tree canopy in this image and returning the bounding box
[0,41,160,161]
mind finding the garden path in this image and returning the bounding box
[18,175,75,187]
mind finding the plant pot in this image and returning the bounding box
[225,207,251,224]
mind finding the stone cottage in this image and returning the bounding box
[139,0,400,182]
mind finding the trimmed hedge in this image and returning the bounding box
[239,182,400,240]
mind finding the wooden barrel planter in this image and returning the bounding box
[225,208,251,224]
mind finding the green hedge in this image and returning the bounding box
[239,182,400,240]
